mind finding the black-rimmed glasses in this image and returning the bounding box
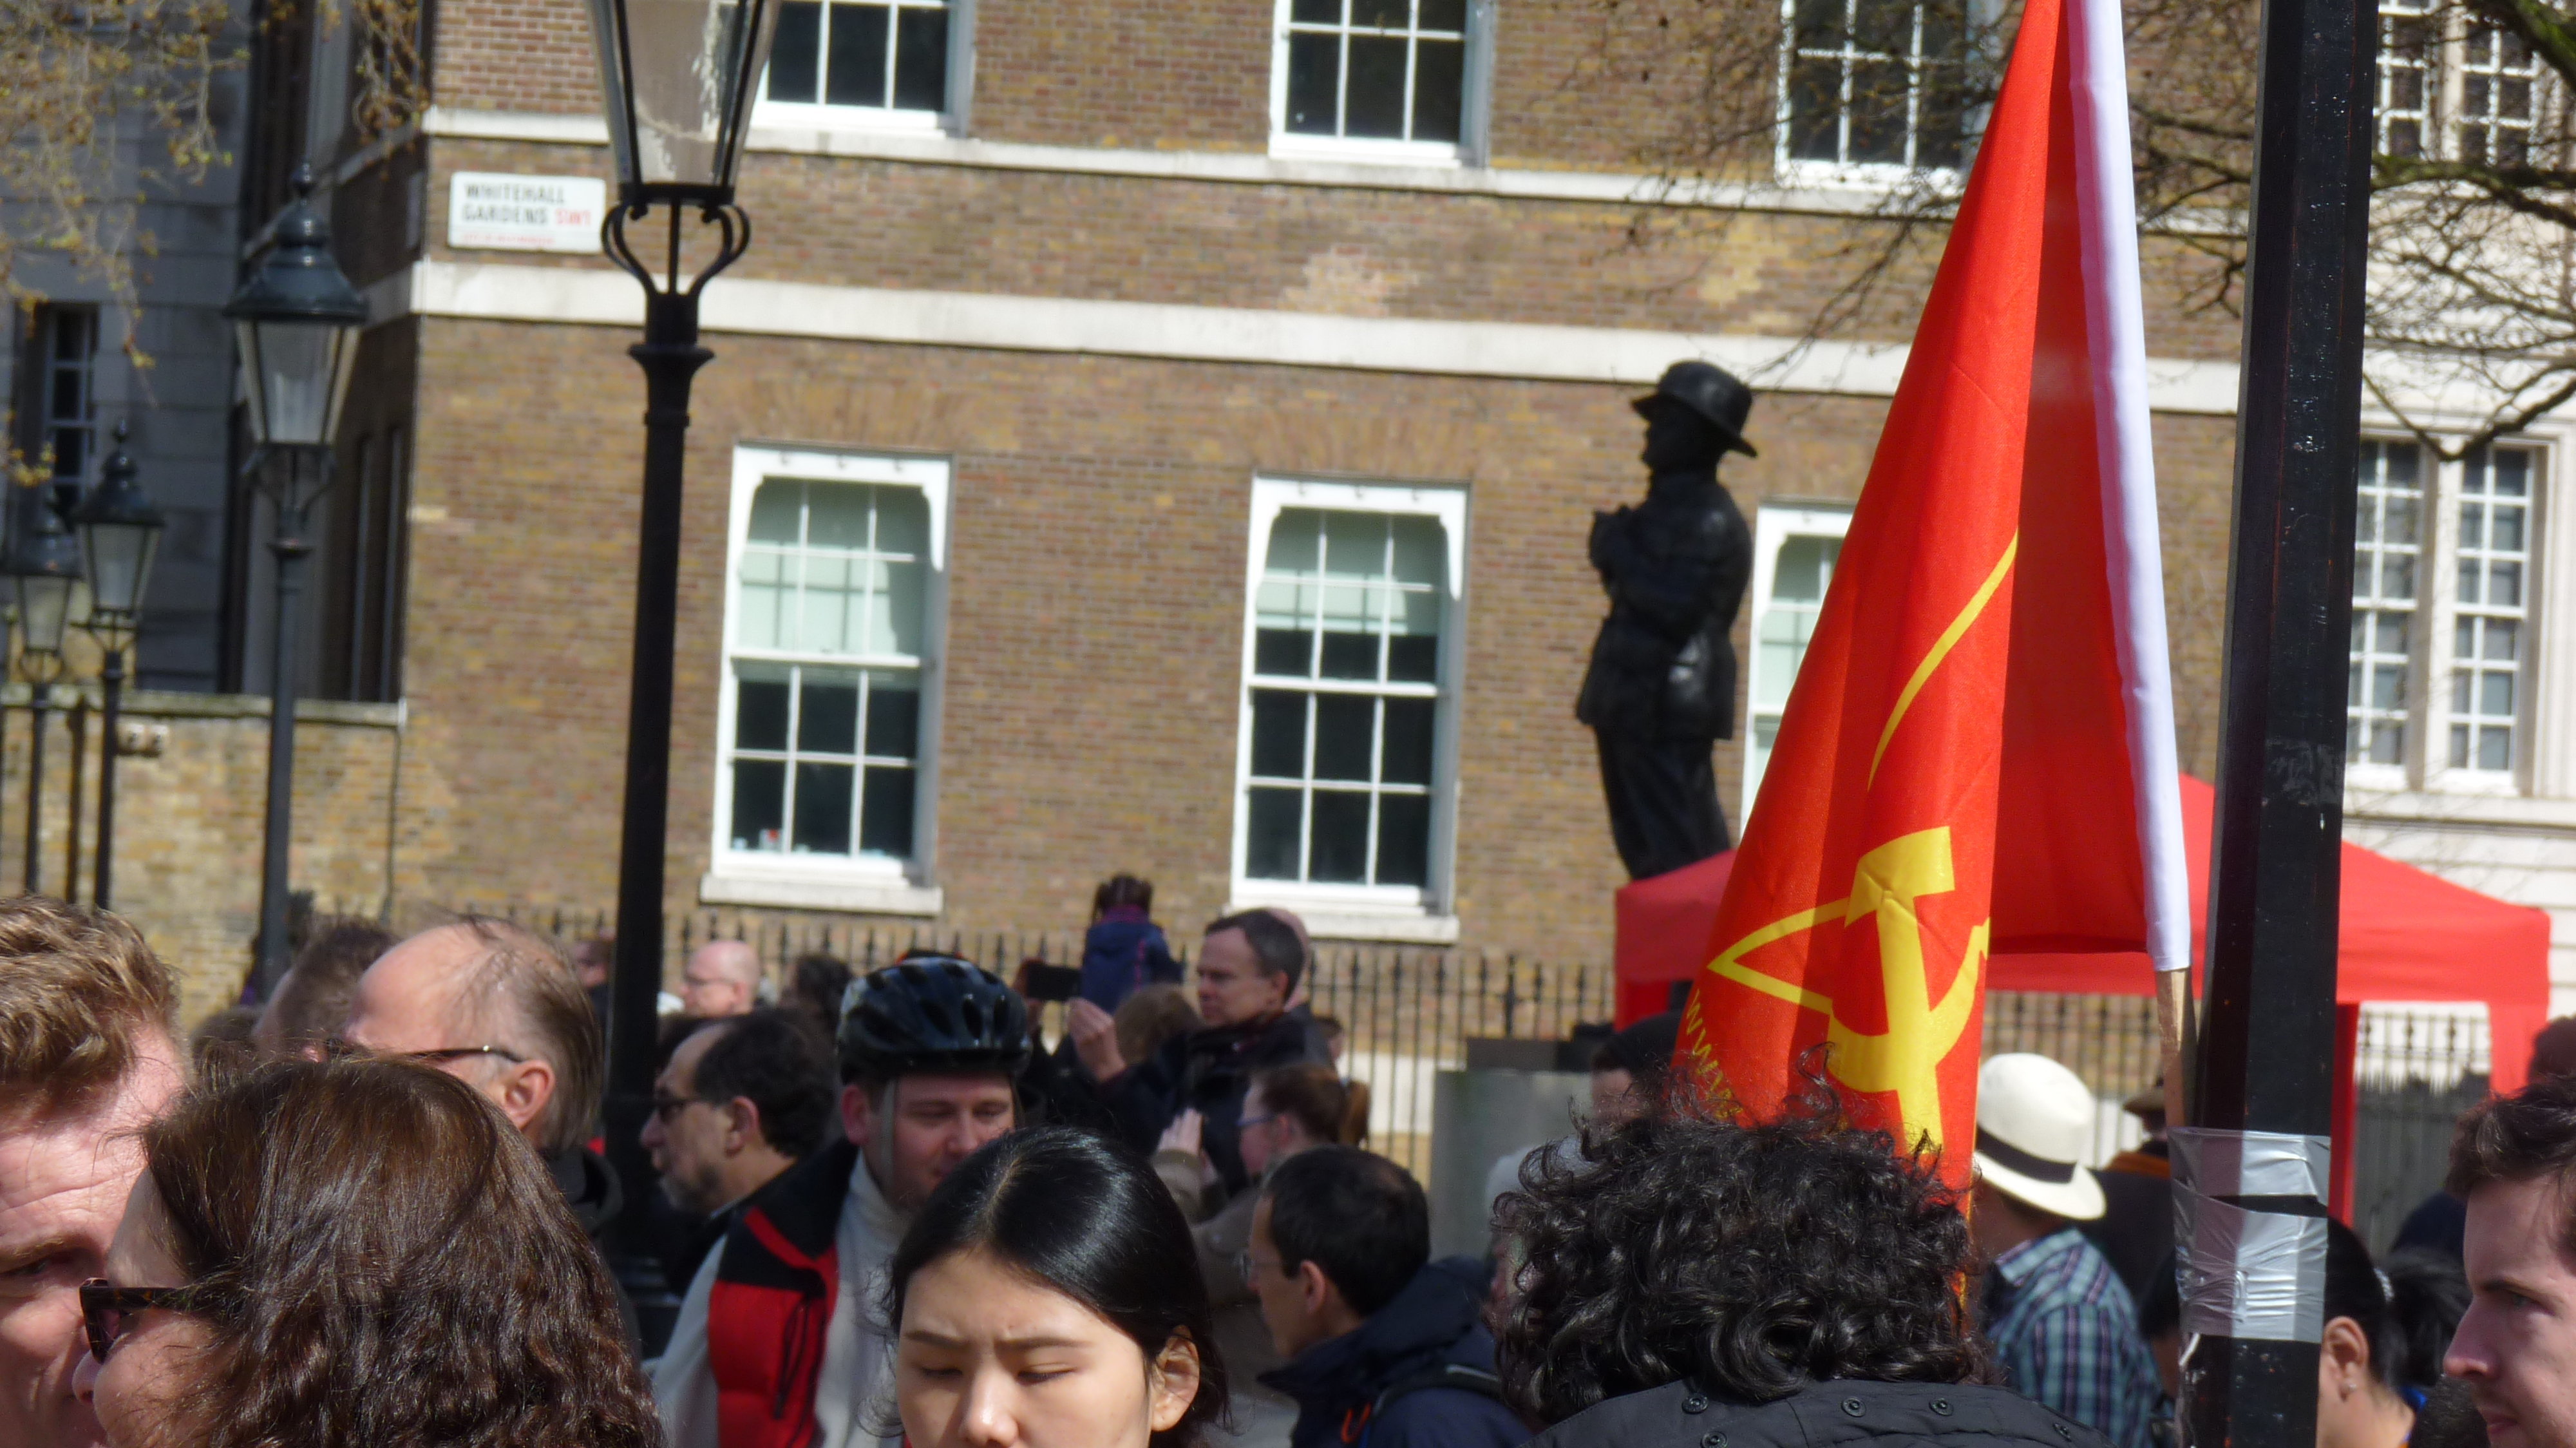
[400,1045,527,1067]
[79,1279,210,1362]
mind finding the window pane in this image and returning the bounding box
[1776,535,1839,602]
[2494,505,2526,551]
[893,6,948,110]
[866,675,921,758]
[1287,33,1340,134]
[1381,697,1435,784]
[737,553,786,649]
[1376,794,1430,886]
[737,674,792,750]
[1320,631,1379,680]
[1292,0,1339,21]
[2479,727,2513,771]
[808,483,872,548]
[1247,788,1305,879]
[1388,515,1444,586]
[1312,694,1376,781]
[1846,60,1906,162]
[1354,0,1406,24]
[1787,59,1843,160]
[793,764,855,852]
[876,486,930,554]
[1256,629,1312,677]
[1267,511,1323,571]
[1387,633,1439,683]
[800,554,855,653]
[768,2,821,100]
[1343,37,1410,137]
[1309,792,1372,882]
[2488,619,2519,661]
[731,761,786,850]
[875,559,925,655]
[826,3,890,106]
[860,765,916,855]
[1419,0,1466,29]
[2492,562,2522,607]
[2461,502,2486,549]
[1251,689,1308,778]
[799,673,860,754]
[1412,37,1463,142]
[749,480,802,543]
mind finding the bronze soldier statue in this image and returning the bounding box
[1578,361,1758,881]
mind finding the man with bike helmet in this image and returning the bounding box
[653,955,1030,1448]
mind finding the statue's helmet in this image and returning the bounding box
[1632,360,1759,458]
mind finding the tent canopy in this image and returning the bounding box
[1616,774,2552,1091]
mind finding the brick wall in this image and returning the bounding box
[381,315,2240,961]
[0,685,406,1032]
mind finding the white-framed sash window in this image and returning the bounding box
[757,0,970,132]
[2346,435,2544,794]
[1741,502,1851,820]
[706,446,949,913]
[1777,0,1971,184]
[1231,478,1466,938]
[1269,0,1492,164]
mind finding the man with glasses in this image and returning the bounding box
[342,917,632,1338]
[641,1009,835,1290]
[0,899,183,1448]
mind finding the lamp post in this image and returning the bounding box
[580,0,780,1241]
[226,163,365,994]
[8,495,80,896]
[71,423,165,911]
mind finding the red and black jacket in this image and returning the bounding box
[708,1138,859,1448]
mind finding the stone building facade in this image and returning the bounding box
[189,0,2576,1012]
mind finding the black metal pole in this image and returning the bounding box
[2180,0,2376,1433]
[605,282,712,1246]
[64,694,86,903]
[21,687,45,895]
[256,453,318,996]
[93,647,122,910]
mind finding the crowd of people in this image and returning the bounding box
[0,880,2562,1448]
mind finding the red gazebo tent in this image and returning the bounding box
[1616,774,2553,1214]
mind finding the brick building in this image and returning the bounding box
[225,0,2576,1000]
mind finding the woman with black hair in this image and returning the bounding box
[2316,1218,2470,1448]
[884,1127,1229,1448]
[1499,1083,2110,1448]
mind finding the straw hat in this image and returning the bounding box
[1974,1053,2106,1221]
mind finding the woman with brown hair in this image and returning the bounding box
[71,1054,660,1448]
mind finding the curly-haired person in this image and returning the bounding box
[1495,1071,2117,1448]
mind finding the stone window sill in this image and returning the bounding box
[697,871,943,917]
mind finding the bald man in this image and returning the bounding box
[681,940,762,1019]
[344,918,634,1340]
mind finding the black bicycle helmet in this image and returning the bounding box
[838,955,1032,1083]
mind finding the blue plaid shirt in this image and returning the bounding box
[1982,1228,2162,1448]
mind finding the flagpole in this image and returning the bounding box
[2183,0,2376,1434]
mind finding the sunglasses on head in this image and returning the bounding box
[78,1279,210,1362]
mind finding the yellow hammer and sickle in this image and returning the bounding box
[1703,826,1988,1149]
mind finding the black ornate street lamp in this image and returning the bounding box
[581,0,781,1237]
[7,495,80,895]
[226,164,365,993]
[71,423,165,910]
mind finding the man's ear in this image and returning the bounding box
[1297,1258,1336,1317]
[495,1058,557,1138]
[722,1097,764,1155]
[841,1082,876,1149]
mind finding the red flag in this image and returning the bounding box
[1675,0,2188,1179]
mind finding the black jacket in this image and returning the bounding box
[547,1144,642,1349]
[1526,1378,2119,1448]
[1260,1259,1525,1448]
[1100,1011,1331,1196]
[1576,470,1753,741]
